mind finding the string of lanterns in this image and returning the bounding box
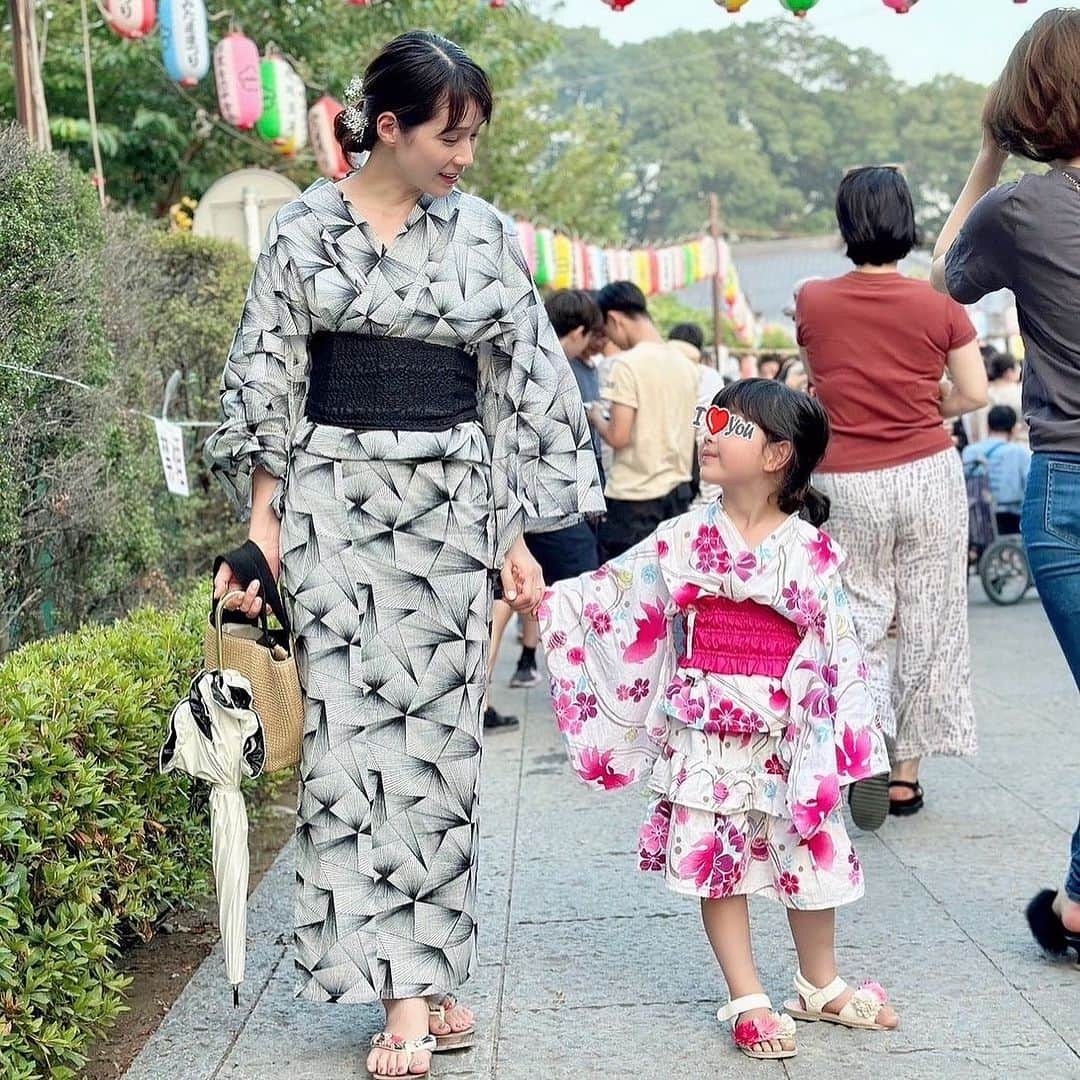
[607,0,1028,13]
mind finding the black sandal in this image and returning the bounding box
[887,780,924,816]
[483,705,520,731]
[1026,889,1080,967]
[848,773,891,831]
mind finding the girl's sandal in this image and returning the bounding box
[785,971,895,1030]
[367,1032,437,1079]
[426,993,476,1051]
[716,993,798,1060]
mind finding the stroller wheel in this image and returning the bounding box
[979,537,1031,606]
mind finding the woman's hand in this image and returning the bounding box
[979,129,1010,170]
[500,535,546,615]
[212,524,281,618]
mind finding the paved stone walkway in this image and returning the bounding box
[123,590,1079,1079]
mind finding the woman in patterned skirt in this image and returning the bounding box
[206,32,603,1079]
[795,167,988,821]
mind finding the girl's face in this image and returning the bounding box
[697,405,791,492]
[378,98,485,197]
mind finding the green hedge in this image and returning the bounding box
[0,587,286,1079]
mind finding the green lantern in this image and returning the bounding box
[779,0,819,16]
[535,227,555,287]
[255,53,292,142]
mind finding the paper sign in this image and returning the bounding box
[154,418,190,496]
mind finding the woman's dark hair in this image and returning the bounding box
[596,280,649,319]
[984,9,1080,163]
[986,350,1017,382]
[711,378,832,526]
[835,167,919,266]
[777,357,806,388]
[545,289,603,339]
[335,31,494,157]
[669,322,704,351]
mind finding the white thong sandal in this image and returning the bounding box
[426,993,476,1051]
[367,1032,437,1079]
[716,992,798,1060]
[784,971,895,1030]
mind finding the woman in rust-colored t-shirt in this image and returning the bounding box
[796,166,987,824]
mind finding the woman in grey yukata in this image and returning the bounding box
[206,32,603,1080]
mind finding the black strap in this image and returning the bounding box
[212,540,292,637]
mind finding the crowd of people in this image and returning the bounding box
[208,11,1080,1078]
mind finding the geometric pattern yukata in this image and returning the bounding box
[205,178,604,1003]
[539,503,889,911]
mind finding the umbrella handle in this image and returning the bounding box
[215,591,251,670]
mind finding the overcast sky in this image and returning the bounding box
[543,0,1072,85]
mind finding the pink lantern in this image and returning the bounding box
[309,96,351,179]
[214,32,262,130]
[882,0,919,11]
[515,220,538,274]
[104,0,156,38]
[490,0,507,7]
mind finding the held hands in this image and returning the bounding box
[500,535,546,615]
[211,527,281,618]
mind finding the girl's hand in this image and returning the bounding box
[212,526,281,618]
[500,536,546,615]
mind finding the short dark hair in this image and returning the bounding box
[757,353,782,375]
[669,322,704,351]
[545,289,603,339]
[984,9,1080,162]
[988,404,1019,433]
[596,281,649,319]
[835,167,918,266]
[986,351,1017,382]
[335,31,493,157]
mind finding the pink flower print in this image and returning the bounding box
[616,684,631,702]
[784,722,798,743]
[750,836,769,862]
[574,692,598,721]
[712,780,730,804]
[577,747,635,790]
[707,823,748,898]
[638,809,671,857]
[623,599,667,663]
[803,829,836,872]
[671,685,704,726]
[657,539,670,557]
[790,774,841,837]
[805,531,839,575]
[672,583,701,610]
[690,525,730,574]
[764,753,788,778]
[558,677,574,691]
[590,611,612,636]
[715,547,733,575]
[567,646,586,666]
[590,566,609,580]
[678,831,727,893]
[733,551,757,581]
[553,692,582,735]
[769,685,790,713]
[584,601,600,619]
[628,678,650,702]
[676,767,689,786]
[782,581,801,611]
[857,660,870,681]
[536,590,553,622]
[708,698,759,735]
[836,726,873,780]
[639,851,665,873]
[547,630,566,650]
[848,849,862,887]
[798,661,839,721]
[778,871,800,896]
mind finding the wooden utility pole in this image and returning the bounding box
[9,0,51,150]
[709,192,723,369]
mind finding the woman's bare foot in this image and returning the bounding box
[367,998,431,1078]
[427,995,475,1040]
[735,1005,797,1056]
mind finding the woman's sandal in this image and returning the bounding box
[716,993,797,1060]
[367,1032,438,1079]
[848,773,891,831]
[426,993,476,1051]
[1026,889,1080,970]
[784,971,895,1030]
[888,779,924,817]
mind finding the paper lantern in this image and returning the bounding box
[882,0,919,10]
[535,228,555,287]
[657,249,674,294]
[278,67,308,156]
[573,240,590,289]
[779,0,819,16]
[715,0,752,11]
[588,246,607,290]
[553,233,574,290]
[256,54,295,144]
[214,31,262,130]
[160,0,209,87]
[309,96,351,179]
[646,250,660,296]
[601,0,637,9]
[515,221,538,274]
[104,0,156,39]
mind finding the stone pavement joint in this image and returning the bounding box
[122,591,1080,1080]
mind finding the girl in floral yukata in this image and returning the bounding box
[539,379,900,1060]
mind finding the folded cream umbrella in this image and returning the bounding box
[160,665,266,1005]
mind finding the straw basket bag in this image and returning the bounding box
[204,541,303,773]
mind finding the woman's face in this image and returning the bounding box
[381,98,485,197]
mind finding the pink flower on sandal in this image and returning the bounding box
[858,980,888,1003]
[733,1012,785,1048]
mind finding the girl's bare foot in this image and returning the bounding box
[803,983,900,1029]
[734,1005,797,1056]
[367,998,432,1078]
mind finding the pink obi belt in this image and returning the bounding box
[678,596,802,679]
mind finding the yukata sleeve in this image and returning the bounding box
[538,534,674,792]
[481,226,605,565]
[781,540,889,840]
[204,209,312,520]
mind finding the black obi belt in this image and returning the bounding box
[306,332,479,432]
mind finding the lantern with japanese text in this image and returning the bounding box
[214,31,262,130]
[104,0,156,39]
[552,233,574,290]
[279,67,308,155]
[309,96,350,179]
[160,0,210,87]
[779,0,819,16]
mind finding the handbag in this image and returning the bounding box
[203,540,303,773]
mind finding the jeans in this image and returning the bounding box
[1022,452,1080,902]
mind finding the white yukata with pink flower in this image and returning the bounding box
[538,502,889,910]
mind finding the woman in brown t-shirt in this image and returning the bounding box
[796,167,987,823]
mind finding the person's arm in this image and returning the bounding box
[931,135,1010,294]
[940,339,990,418]
[590,401,635,450]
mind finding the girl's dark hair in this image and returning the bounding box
[835,167,919,266]
[712,378,832,527]
[335,31,494,157]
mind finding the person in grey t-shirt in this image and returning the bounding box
[931,6,1080,970]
